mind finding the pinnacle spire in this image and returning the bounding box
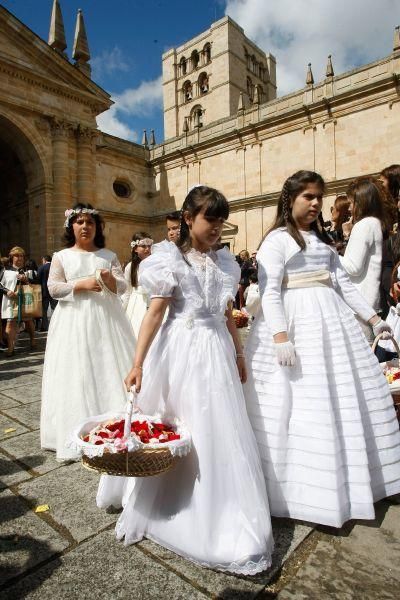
[306,63,314,86]
[142,130,149,148]
[72,9,91,76]
[253,85,260,105]
[326,55,334,77]
[394,25,400,52]
[48,0,67,55]
[149,130,156,146]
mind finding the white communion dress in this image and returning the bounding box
[97,241,274,575]
[122,262,149,344]
[40,248,135,461]
[244,228,400,528]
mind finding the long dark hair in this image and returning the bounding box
[177,186,229,254]
[267,170,331,250]
[130,231,151,287]
[380,164,400,201]
[347,177,395,238]
[63,203,105,248]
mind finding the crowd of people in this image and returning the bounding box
[2,164,400,575]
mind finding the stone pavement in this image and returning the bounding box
[0,331,399,599]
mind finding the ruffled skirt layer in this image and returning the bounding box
[245,286,400,527]
[97,315,273,575]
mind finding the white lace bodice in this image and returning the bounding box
[48,248,126,301]
[138,241,240,318]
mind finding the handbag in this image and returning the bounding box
[12,283,42,321]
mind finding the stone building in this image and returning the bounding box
[0,1,399,262]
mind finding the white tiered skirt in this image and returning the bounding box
[244,286,400,528]
[97,315,273,575]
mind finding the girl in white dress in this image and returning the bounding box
[40,204,135,462]
[244,170,400,528]
[97,186,273,575]
[121,232,153,343]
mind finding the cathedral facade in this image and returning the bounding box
[0,1,399,263]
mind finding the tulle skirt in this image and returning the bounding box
[41,291,135,461]
[244,286,400,528]
[97,315,274,575]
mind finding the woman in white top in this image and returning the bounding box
[341,177,395,342]
[122,232,153,343]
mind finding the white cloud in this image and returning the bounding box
[91,46,130,82]
[114,76,163,117]
[96,76,163,141]
[225,0,400,95]
[96,105,138,141]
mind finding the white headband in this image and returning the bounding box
[131,238,153,248]
[64,208,99,228]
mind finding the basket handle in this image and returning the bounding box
[123,388,141,439]
[371,332,400,357]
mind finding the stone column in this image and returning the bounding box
[51,119,72,235]
[76,126,94,202]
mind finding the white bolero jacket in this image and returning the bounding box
[257,228,376,335]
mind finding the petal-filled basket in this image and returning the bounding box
[70,392,191,477]
[232,309,248,328]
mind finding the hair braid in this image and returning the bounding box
[282,181,290,223]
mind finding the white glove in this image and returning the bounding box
[395,303,400,316]
[275,341,296,367]
[372,318,392,340]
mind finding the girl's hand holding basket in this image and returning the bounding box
[125,366,143,393]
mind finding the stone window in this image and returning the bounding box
[113,180,131,198]
[247,76,254,102]
[203,43,211,64]
[180,56,187,76]
[257,84,264,102]
[183,80,193,102]
[191,50,200,70]
[190,105,203,128]
[198,72,209,95]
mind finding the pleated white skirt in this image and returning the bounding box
[244,286,400,527]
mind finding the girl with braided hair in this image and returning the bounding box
[244,170,400,528]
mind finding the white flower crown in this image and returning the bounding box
[64,208,99,228]
[130,238,154,248]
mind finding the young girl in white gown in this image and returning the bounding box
[40,204,135,461]
[244,170,400,528]
[122,232,153,343]
[97,186,273,575]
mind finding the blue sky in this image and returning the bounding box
[2,0,399,144]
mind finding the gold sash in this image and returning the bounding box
[282,269,332,289]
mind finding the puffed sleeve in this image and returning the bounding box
[257,233,288,335]
[110,254,127,297]
[47,253,76,302]
[138,241,178,298]
[331,250,376,322]
[216,246,241,308]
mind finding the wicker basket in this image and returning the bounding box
[71,392,191,477]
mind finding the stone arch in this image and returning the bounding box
[0,111,51,259]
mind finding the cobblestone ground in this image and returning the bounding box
[0,330,399,599]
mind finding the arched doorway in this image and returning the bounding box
[0,114,48,260]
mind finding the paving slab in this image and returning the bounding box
[0,393,21,409]
[0,488,69,587]
[0,414,29,441]
[0,372,42,392]
[0,384,41,405]
[278,502,400,600]
[3,401,41,430]
[0,453,33,487]
[0,529,208,600]
[0,431,60,476]
[138,517,313,598]
[18,462,117,543]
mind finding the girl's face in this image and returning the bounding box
[72,214,96,245]
[135,244,152,260]
[330,204,339,222]
[11,253,24,269]
[291,183,323,229]
[186,205,225,251]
